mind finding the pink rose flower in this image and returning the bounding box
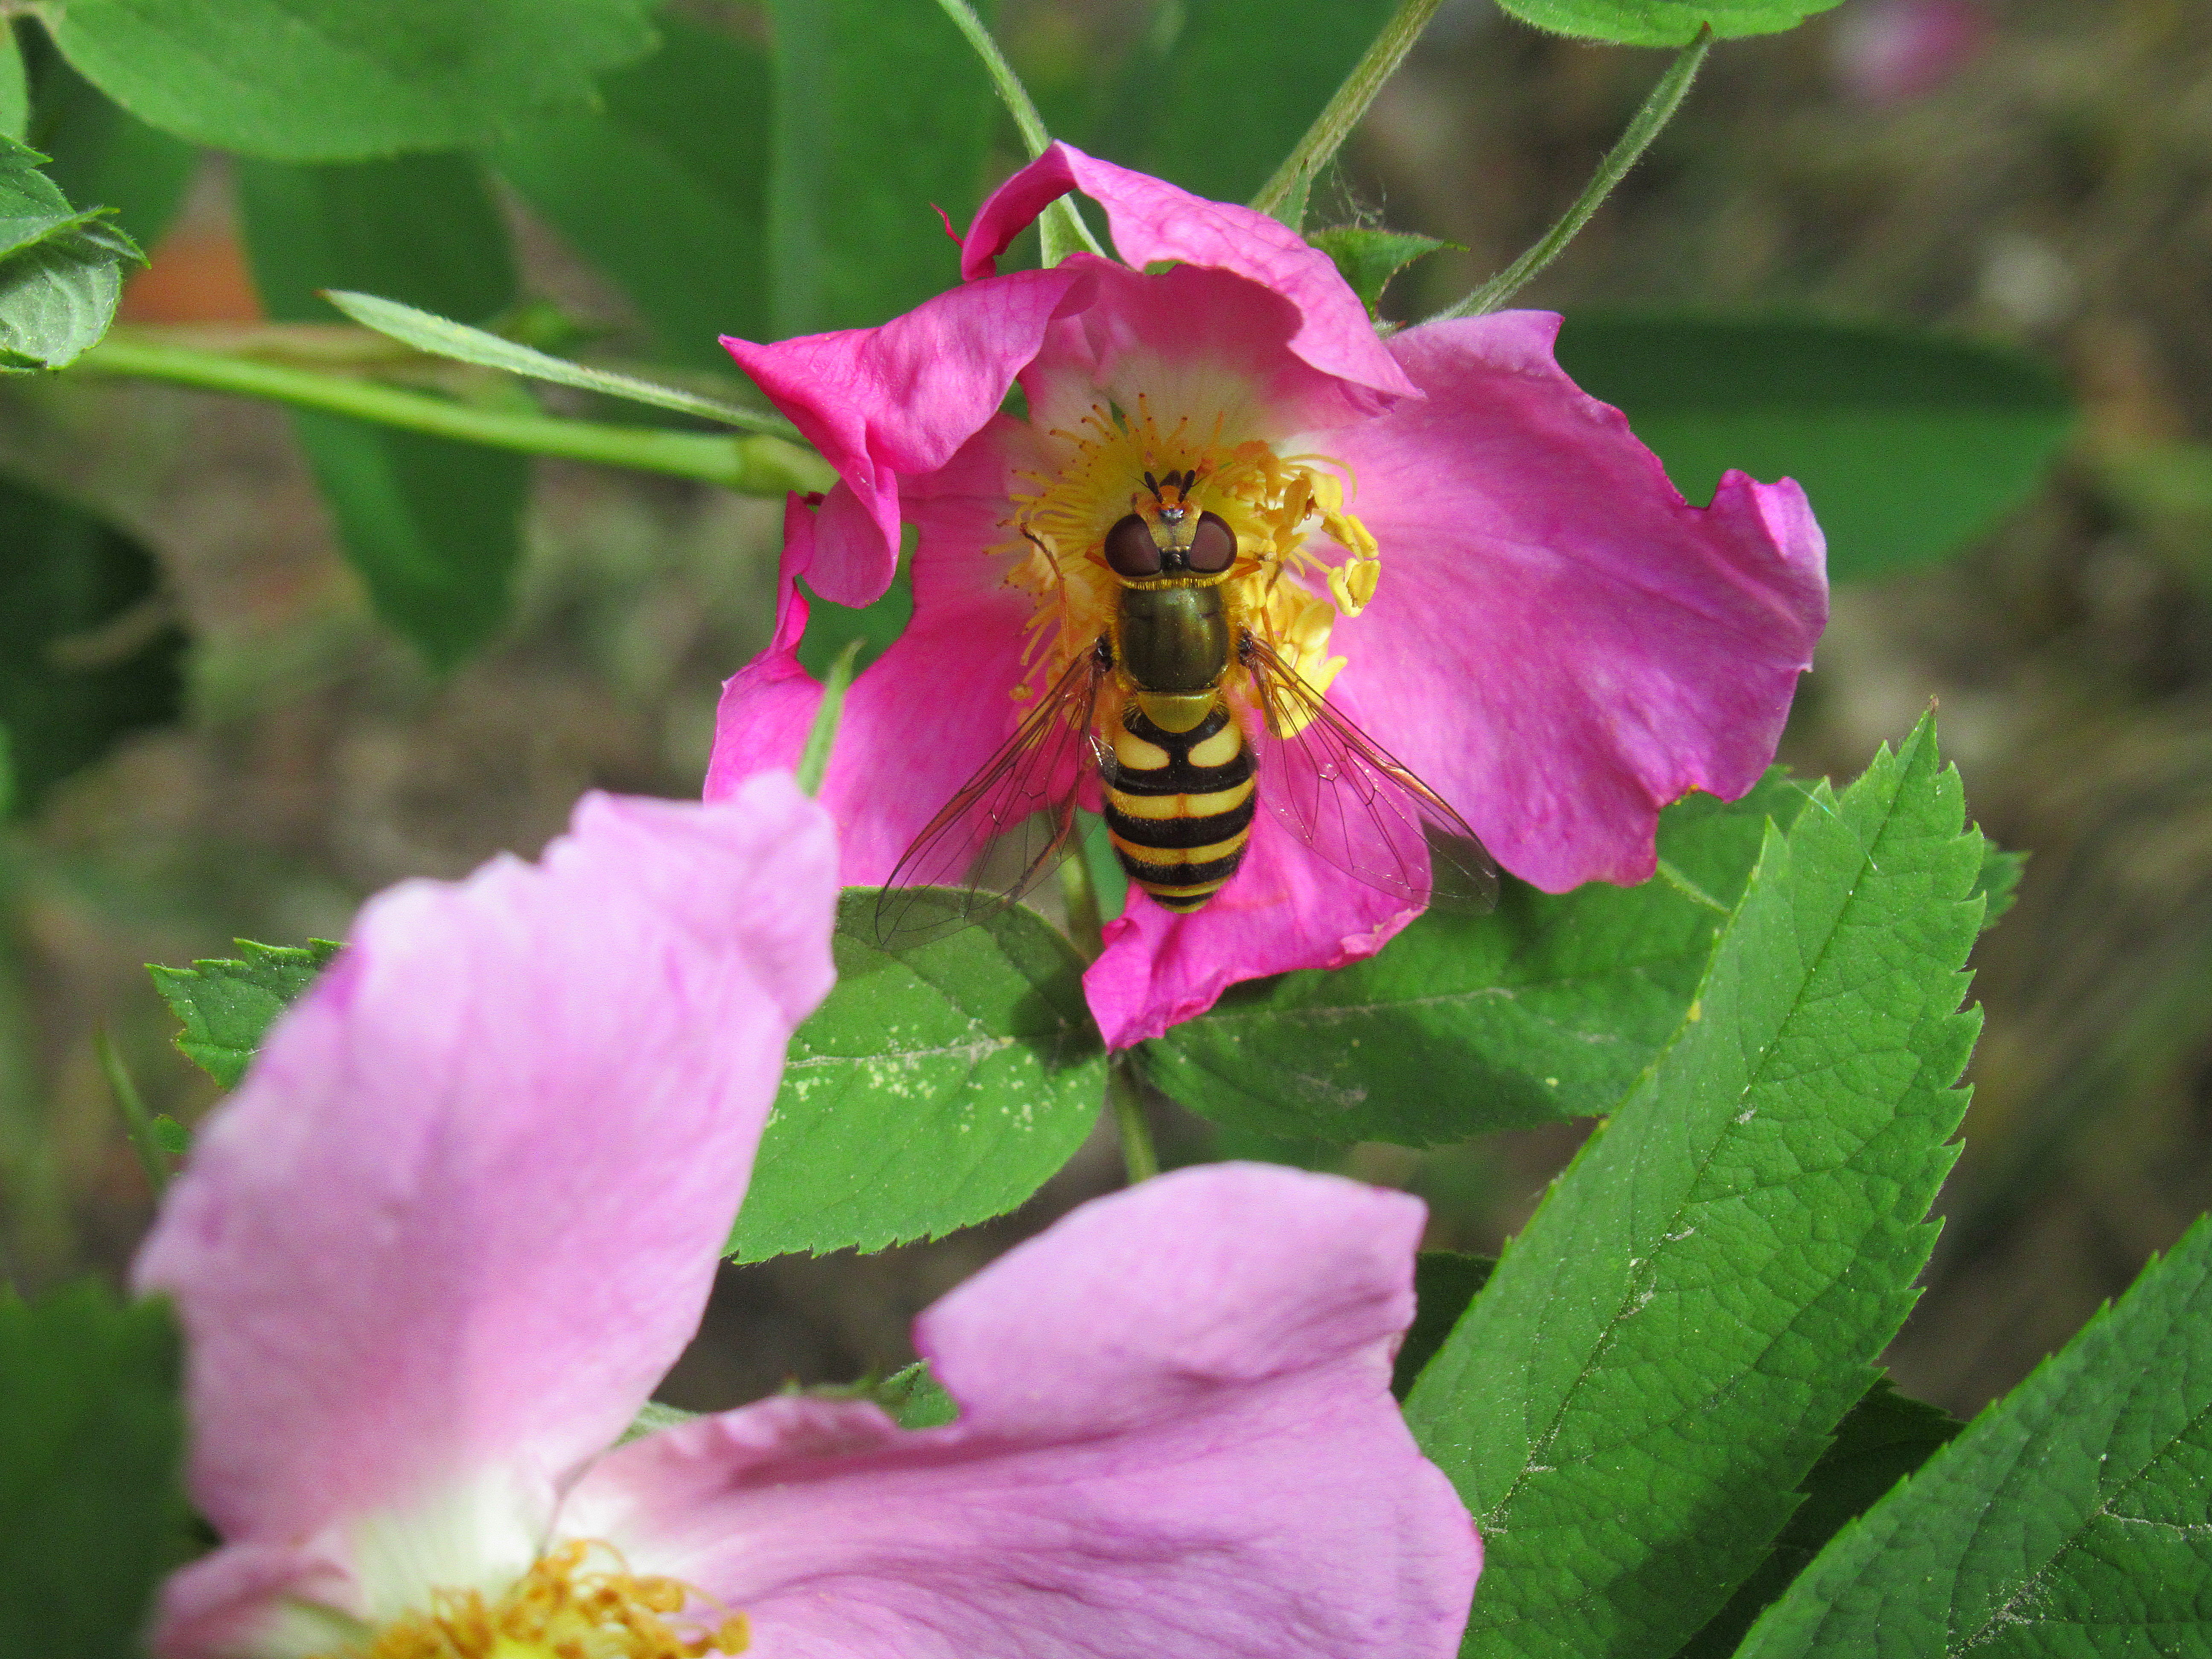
[707,143,1827,1049]
[137,775,1477,1658]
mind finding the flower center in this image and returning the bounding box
[1001,394,1379,710]
[316,1540,746,1659]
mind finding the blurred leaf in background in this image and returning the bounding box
[1496,0,1844,47]
[1556,313,2076,582]
[24,44,195,250]
[236,153,530,669]
[36,0,659,164]
[0,473,183,818]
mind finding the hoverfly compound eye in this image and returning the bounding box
[1104,513,1164,578]
[1187,511,1237,573]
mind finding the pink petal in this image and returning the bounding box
[721,267,1093,606]
[1328,311,1828,892]
[154,1543,351,1659]
[133,779,839,1552]
[564,1165,1477,1658]
[708,420,1043,885]
[964,142,1417,408]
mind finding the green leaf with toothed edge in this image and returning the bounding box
[148,937,342,1089]
[727,889,1105,1262]
[1733,1214,2212,1659]
[1405,715,1986,1659]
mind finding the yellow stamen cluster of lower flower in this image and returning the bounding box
[323,1541,746,1659]
[1001,394,1377,710]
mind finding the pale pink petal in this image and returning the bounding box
[964,142,1416,408]
[1084,747,1419,1050]
[564,1165,1477,1659]
[721,267,1092,605]
[133,779,840,1551]
[154,1543,351,1659]
[708,420,1042,885]
[1327,311,1827,892]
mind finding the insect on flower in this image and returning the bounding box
[874,451,1498,944]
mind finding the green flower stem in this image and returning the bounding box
[1108,1054,1161,1184]
[1250,0,1446,227]
[931,0,1105,266]
[75,334,835,498]
[96,1028,168,1199]
[1429,28,1712,321]
[796,639,864,797]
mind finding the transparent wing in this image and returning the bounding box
[873,643,1111,947]
[1239,629,1499,914]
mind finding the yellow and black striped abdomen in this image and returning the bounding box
[1102,701,1255,912]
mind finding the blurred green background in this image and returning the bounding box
[4,0,2207,1420]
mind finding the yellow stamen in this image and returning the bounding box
[314,1540,746,1659]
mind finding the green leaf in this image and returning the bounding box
[237,154,528,668]
[1100,0,1398,208]
[1737,1215,2212,1658]
[148,1114,188,1156]
[491,16,773,365]
[44,0,658,163]
[1974,844,2026,926]
[876,1360,960,1429]
[728,891,1106,1262]
[26,48,196,249]
[323,290,795,436]
[1307,226,1451,318]
[0,132,141,370]
[1555,312,2076,582]
[0,472,184,816]
[1676,1379,1962,1658]
[0,24,28,145]
[0,1282,184,1659]
[767,0,997,335]
[1493,0,1842,46]
[147,937,341,1089]
[1139,771,1813,1147]
[1405,715,1986,1659]
[1394,1251,1496,1401]
[795,570,914,681]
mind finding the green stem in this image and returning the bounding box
[931,0,1105,266]
[96,1029,168,1200]
[795,638,864,797]
[1249,0,1445,227]
[1428,29,1711,321]
[1109,1055,1160,1184]
[74,335,835,498]
[1057,827,1106,960]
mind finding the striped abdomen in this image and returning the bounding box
[1102,701,1255,912]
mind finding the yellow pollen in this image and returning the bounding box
[314,1541,747,1659]
[996,391,1377,725]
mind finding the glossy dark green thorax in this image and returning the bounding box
[1118,582,1229,693]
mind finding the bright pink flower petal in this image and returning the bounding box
[564,1165,1477,1658]
[965,142,1416,408]
[722,267,1092,605]
[134,780,839,1553]
[1329,311,1827,892]
[708,422,1042,885]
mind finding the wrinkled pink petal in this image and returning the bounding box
[965,142,1415,409]
[134,779,839,1552]
[722,267,1091,605]
[564,1165,1477,1658]
[708,419,1044,885]
[1328,311,1827,892]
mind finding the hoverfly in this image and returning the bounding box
[875,468,1498,944]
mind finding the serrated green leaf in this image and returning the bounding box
[323,290,793,436]
[44,0,659,164]
[1496,0,1841,46]
[1394,1251,1496,1401]
[1406,715,1986,1659]
[0,1282,184,1659]
[1736,1215,2212,1658]
[0,472,184,816]
[491,16,773,366]
[238,154,528,669]
[147,937,341,1089]
[0,133,140,370]
[1139,771,1812,1146]
[1974,844,2026,926]
[1676,1378,1962,1658]
[29,49,197,249]
[767,0,996,336]
[1555,313,2075,582]
[1306,227,1451,318]
[876,1360,960,1429]
[728,891,1105,1262]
